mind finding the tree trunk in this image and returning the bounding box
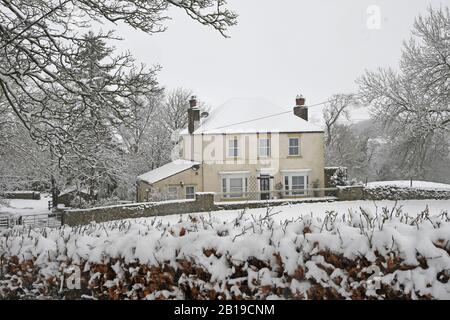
[51,175,58,208]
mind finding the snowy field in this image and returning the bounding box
[0,194,51,216]
[142,199,450,225]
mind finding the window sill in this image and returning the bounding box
[287,155,302,158]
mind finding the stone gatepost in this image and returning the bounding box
[336,185,364,201]
[195,192,215,211]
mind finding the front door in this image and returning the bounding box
[260,176,270,200]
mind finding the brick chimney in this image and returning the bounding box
[188,95,200,134]
[293,94,308,121]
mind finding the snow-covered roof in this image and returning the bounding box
[137,160,200,184]
[180,98,323,135]
[60,186,94,196]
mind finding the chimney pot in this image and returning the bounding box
[189,95,197,109]
[296,94,305,106]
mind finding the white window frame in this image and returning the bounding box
[228,138,239,157]
[185,186,195,199]
[167,186,178,200]
[282,170,310,196]
[220,172,249,198]
[289,138,300,156]
[258,138,271,157]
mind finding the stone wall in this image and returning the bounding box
[63,193,215,226]
[364,187,450,201]
[63,193,338,226]
[335,185,450,201]
[3,191,40,200]
[336,185,364,201]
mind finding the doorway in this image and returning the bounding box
[259,176,270,200]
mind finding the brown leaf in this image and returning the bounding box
[293,266,305,280]
[303,226,312,235]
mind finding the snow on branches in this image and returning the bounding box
[0,0,236,156]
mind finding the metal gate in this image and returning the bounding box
[0,213,62,230]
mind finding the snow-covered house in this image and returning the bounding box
[137,96,325,201]
[58,186,97,207]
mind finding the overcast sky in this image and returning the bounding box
[113,0,447,120]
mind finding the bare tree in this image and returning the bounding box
[117,92,164,155]
[0,112,52,192]
[325,123,374,180]
[161,87,193,133]
[323,94,355,146]
[160,87,211,133]
[358,6,450,179]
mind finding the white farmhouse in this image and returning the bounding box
[137,96,325,201]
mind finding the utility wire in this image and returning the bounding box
[212,110,292,130]
[209,98,337,131]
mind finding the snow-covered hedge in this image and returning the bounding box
[367,181,450,191]
[365,186,450,201]
[1,206,449,300]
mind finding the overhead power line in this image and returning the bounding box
[209,98,336,131]
[212,110,292,130]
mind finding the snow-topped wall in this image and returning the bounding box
[365,186,450,201]
[62,193,215,226]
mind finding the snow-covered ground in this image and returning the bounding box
[147,199,450,225]
[366,180,450,191]
[0,194,51,216]
[1,197,449,299]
